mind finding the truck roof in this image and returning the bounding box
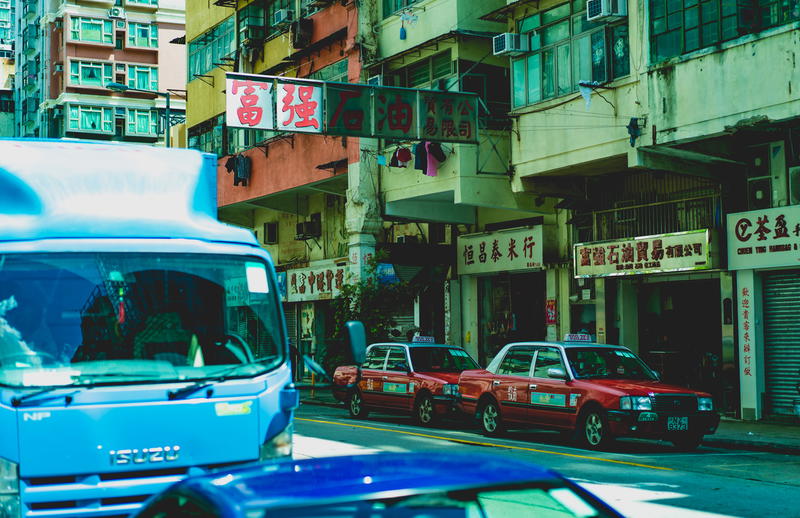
[0,139,256,245]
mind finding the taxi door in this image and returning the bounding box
[359,345,391,407]
[491,346,536,425]
[527,347,574,428]
[382,345,415,410]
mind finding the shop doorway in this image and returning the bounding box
[478,272,545,366]
[638,279,722,399]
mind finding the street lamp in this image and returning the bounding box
[106,82,171,147]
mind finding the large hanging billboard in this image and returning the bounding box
[225,73,479,144]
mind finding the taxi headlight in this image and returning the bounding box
[442,384,459,396]
[0,457,20,518]
[259,422,293,461]
[698,397,714,411]
[620,396,652,411]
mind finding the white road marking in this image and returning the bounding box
[578,482,741,518]
[292,434,382,460]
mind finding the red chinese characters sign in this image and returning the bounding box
[225,74,274,130]
[285,259,347,302]
[727,206,800,270]
[457,226,544,275]
[574,229,713,278]
[224,73,479,143]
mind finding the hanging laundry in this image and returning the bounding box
[377,154,387,166]
[233,155,251,186]
[413,141,427,172]
[424,142,446,177]
[428,142,446,162]
[390,147,412,168]
[224,155,236,173]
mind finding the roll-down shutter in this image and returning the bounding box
[763,271,800,416]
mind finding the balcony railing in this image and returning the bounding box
[589,194,721,242]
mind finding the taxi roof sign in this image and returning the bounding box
[411,336,435,344]
[563,333,594,342]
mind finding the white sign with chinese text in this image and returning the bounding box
[574,229,713,278]
[225,74,275,130]
[457,226,544,275]
[727,206,800,270]
[277,80,323,134]
[285,258,348,302]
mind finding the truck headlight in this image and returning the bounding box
[620,396,652,411]
[0,457,20,518]
[698,397,714,411]
[259,422,293,461]
[442,384,459,396]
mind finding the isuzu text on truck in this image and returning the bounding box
[0,140,298,517]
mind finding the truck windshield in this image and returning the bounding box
[0,252,285,388]
[410,347,479,372]
[565,348,657,381]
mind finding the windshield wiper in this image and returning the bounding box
[167,364,253,400]
[10,386,79,408]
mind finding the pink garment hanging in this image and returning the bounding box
[424,142,440,177]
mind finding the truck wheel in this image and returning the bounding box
[671,433,704,451]
[478,399,504,436]
[348,390,369,419]
[414,394,436,426]
[577,409,610,449]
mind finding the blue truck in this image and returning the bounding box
[0,139,298,517]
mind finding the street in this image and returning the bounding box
[294,403,800,518]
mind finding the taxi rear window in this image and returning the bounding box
[410,348,478,372]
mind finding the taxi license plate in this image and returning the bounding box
[667,416,689,431]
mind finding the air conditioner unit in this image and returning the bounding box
[109,7,126,19]
[273,8,294,26]
[115,20,127,29]
[492,33,528,56]
[586,0,627,22]
[52,106,63,117]
[291,18,313,49]
[789,166,800,205]
[54,63,63,72]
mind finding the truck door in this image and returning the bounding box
[528,347,573,428]
[491,346,535,425]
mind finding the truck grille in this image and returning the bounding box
[653,394,698,413]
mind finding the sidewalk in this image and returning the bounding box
[299,389,800,455]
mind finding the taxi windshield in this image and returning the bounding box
[0,252,285,388]
[410,347,479,372]
[566,348,657,381]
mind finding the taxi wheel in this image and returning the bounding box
[414,394,436,426]
[671,433,704,451]
[348,390,369,419]
[578,409,609,449]
[478,399,504,436]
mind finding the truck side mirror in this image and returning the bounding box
[346,320,367,366]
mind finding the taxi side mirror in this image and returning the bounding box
[346,320,367,366]
[652,370,661,381]
[548,367,567,379]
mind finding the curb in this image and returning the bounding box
[301,398,343,409]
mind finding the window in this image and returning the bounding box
[126,108,158,136]
[126,0,159,6]
[383,0,418,18]
[188,17,234,81]
[127,22,158,48]
[308,59,348,83]
[533,349,566,378]
[649,0,800,62]
[497,348,535,376]
[265,0,291,38]
[69,61,112,87]
[238,1,265,41]
[70,17,113,44]
[391,50,453,89]
[228,127,276,154]
[386,347,409,371]
[127,65,158,91]
[363,346,390,369]
[189,115,225,155]
[511,1,629,108]
[67,104,113,133]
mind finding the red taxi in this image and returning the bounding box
[458,337,720,450]
[333,339,479,426]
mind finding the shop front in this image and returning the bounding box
[282,258,348,381]
[458,226,549,366]
[574,229,731,406]
[728,206,800,420]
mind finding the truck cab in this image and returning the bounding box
[0,140,297,517]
